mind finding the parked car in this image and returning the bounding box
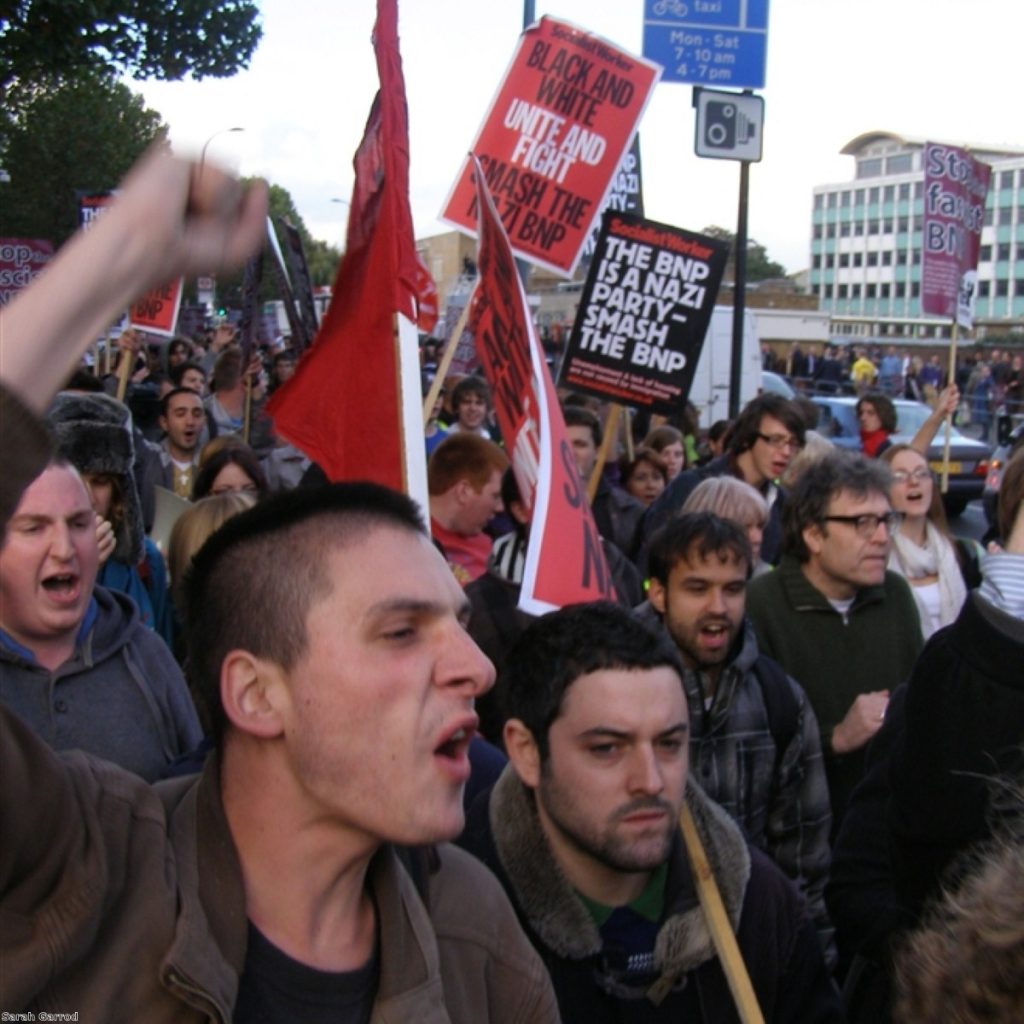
[982,420,1024,526]
[811,396,991,516]
[760,370,796,399]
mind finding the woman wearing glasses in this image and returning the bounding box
[881,444,982,638]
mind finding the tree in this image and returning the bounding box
[0,72,166,247]
[215,182,341,308]
[0,1,262,96]
[702,225,788,282]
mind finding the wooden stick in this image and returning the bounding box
[115,341,132,402]
[587,403,621,505]
[243,377,253,445]
[422,293,475,427]
[941,319,958,495]
[679,803,765,1024]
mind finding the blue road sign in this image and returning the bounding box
[642,0,770,90]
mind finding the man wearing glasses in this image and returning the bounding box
[637,394,807,570]
[746,451,922,836]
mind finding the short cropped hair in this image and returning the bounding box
[427,433,508,496]
[727,393,806,456]
[647,511,753,585]
[451,375,491,411]
[504,602,681,762]
[160,386,203,418]
[783,449,892,562]
[643,424,684,454]
[184,483,426,745]
[857,393,898,433]
[563,405,602,447]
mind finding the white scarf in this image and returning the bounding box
[889,521,967,636]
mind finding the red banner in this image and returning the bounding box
[467,156,614,613]
[443,17,660,278]
[921,142,992,329]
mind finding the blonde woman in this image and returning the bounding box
[682,475,771,577]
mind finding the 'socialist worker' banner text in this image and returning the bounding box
[442,17,660,278]
[560,211,729,415]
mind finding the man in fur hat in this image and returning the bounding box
[459,602,842,1022]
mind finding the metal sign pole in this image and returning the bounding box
[730,159,750,419]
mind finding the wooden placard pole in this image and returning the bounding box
[941,319,959,495]
[587,402,621,505]
[422,294,475,427]
[679,803,765,1024]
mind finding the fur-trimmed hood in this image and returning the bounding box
[487,765,751,983]
[49,391,144,564]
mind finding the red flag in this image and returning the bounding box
[467,156,615,612]
[267,0,425,488]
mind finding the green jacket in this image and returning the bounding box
[746,556,922,827]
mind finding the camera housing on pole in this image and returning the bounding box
[694,88,764,162]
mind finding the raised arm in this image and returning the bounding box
[0,147,267,416]
[908,384,960,455]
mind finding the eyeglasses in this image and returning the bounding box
[822,512,902,537]
[891,467,933,485]
[756,432,803,452]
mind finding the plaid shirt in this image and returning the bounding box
[639,608,835,967]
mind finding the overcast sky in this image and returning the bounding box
[136,0,1022,275]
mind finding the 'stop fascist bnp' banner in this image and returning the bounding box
[559,211,729,415]
[921,141,992,330]
[441,17,660,278]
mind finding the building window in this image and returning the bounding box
[887,154,913,173]
[984,208,994,226]
[825,254,835,268]
[911,249,921,265]
[1000,170,1015,189]
[854,221,864,236]
[997,242,1012,260]
[980,244,992,261]
[840,191,851,206]
[852,284,862,298]
[814,194,824,209]
[858,158,883,178]
[853,252,863,267]
[866,284,877,298]
[895,282,906,298]
[840,223,851,237]
[884,185,895,201]
[868,219,879,234]
[896,251,908,265]
[882,251,893,266]
[897,216,909,232]
[855,189,865,205]
[1014,278,1024,296]
[869,187,880,203]
[838,284,848,298]
[978,281,990,297]
[867,252,879,266]
[839,253,850,268]
[826,192,836,207]
[812,255,821,269]
[826,224,836,238]
[913,181,924,199]
[880,283,891,298]
[882,218,893,232]
[911,282,920,298]
[998,207,1013,226]
[995,280,1009,297]
[898,182,911,200]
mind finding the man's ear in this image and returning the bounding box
[157,415,168,434]
[803,521,825,557]
[220,651,287,739]
[648,576,667,615]
[503,719,542,789]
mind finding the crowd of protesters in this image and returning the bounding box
[1,148,1022,1023]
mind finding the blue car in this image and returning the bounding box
[811,396,991,516]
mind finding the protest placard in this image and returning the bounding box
[129,278,184,337]
[921,142,991,329]
[559,211,729,415]
[442,17,660,277]
[0,238,54,305]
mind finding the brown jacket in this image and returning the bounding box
[0,706,559,1022]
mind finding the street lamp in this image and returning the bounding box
[199,127,244,167]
